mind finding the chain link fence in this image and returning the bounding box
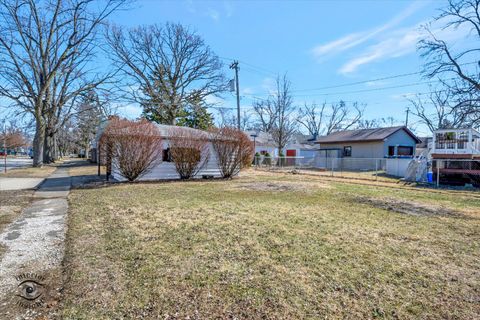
[253,155,394,182]
[432,159,480,187]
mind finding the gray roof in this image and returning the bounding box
[244,130,276,147]
[244,130,317,148]
[315,126,421,144]
[155,124,213,139]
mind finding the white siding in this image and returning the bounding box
[112,140,223,181]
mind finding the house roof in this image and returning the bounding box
[244,130,317,149]
[155,124,214,139]
[244,130,277,147]
[314,126,421,144]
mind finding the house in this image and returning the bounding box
[101,124,224,181]
[315,126,421,159]
[430,128,480,186]
[244,130,277,156]
[244,130,320,166]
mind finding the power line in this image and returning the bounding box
[220,56,477,94]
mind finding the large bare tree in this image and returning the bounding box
[253,74,297,153]
[409,89,470,132]
[106,22,226,125]
[419,0,480,126]
[297,101,364,137]
[0,0,125,166]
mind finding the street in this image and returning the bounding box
[0,157,33,172]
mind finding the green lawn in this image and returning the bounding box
[61,170,480,319]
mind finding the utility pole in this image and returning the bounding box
[405,107,410,127]
[3,121,6,173]
[230,60,241,130]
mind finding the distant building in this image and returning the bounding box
[244,130,319,158]
[314,126,421,159]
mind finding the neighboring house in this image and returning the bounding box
[102,124,223,181]
[315,126,421,159]
[430,128,480,187]
[244,130,319,158]
[416,136,433,156]
[244,130,277,156]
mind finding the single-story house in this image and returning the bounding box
[244,130,320,166]
[315,126,421,158]
[101,124,224,181]
[314,126,421,171]
[244,131,320,157]
[244,130,277,156]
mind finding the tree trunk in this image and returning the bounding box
[32,119,45,167]
[43,129,59,163]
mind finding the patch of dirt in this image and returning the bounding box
[236,182,308,192]
[356,196,464,217]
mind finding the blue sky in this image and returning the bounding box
[110,0,470,135]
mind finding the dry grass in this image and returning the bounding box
[67,161,104,177]
[61,169,480,319]
[2,166,56,178]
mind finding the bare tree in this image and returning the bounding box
[210,127,253,178]
[167,127,210,179]
[106,22,226,125]
[419,0,480,124]
[409,90,469,132]
[252,74,297,153]
[217,107,252,130]
[252,99,277,132]
[100,118,162,181]
[297,102,326,137]
[0,0,126,166]
[297,101,364,136]
[356,117,398,129]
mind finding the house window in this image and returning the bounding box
[388,146,395,156]
[162,148,172,162]
[397,146,413,156]
[343,146,352,157]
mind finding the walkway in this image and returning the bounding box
[0,163,72,317]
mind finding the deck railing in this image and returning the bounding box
[432,128,480,154]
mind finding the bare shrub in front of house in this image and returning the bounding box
[211,127,254,178]
[168,127,210,179]
[100,118,162,181]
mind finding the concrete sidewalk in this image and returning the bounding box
[0,178,44,191]
[0,163,72,317]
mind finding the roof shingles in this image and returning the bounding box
[315,126,420,144]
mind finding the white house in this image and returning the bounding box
[110,124,223,181]
[244,130,319,158]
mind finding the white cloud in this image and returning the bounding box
[205,95,225,106]
[311,1,429,58]
[339,17,472,74]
